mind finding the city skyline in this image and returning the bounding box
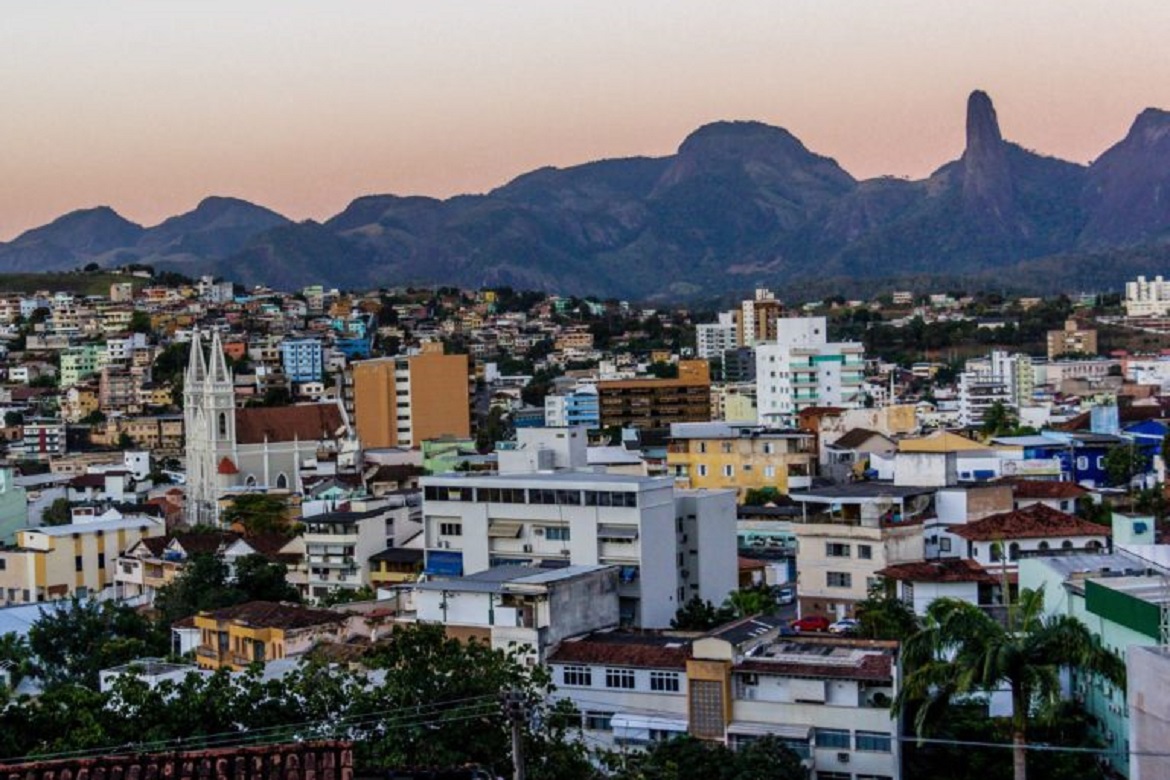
[2,1,1169,240]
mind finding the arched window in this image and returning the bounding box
[276,473,288,490]
[1008,543,1020,562]
[245,475,257,487]
[1062,540,1074,550]
[990,543,1003,562]
[1087,540,1103,551]
[218,412,228,438]
[1038,541,1050,551]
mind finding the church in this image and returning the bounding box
[183,330,357,525]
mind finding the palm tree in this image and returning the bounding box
[894,587,1125,780]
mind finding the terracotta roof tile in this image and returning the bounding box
[234,404,344,445]
[201,601,341,630]
[737,652,893,682]
[951,503,1109,541]
[877,558,997,584]
[999,478,1088,500]
[548,632,692,670]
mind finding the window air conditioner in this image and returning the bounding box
[534,528,545,535]
[837,753,850,764]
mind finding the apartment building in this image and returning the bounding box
[1047,319,1098,359]
[280,338,324,383]
[303,502,419,600]
[0,512,165,605]
[755,317,865,426]
[420,470,736,628]
[21,420,66,459]
[352,347,471,448]
[667,422,815,499]
[544,385,600,429]
[60,345,103,388]
[696,313,737,359]
[549,619,900,779]
[1125,275,1170,317]
[738,288,784,347]
[193,601,345,671]
[596,360,711,431]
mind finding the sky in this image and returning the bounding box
[2,0,1169,240]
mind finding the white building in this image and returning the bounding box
[302,501,420,601]
[1125,275,1170,317]
[549,618,901,778]
[420,469,737,628]
[755,317,865,426]
[696,313,738,359]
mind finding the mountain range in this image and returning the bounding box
[7,90,1170,300]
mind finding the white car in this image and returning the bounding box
[828,618,860,634]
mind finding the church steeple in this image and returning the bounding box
[187,329,207,383]
[207,330,233,385]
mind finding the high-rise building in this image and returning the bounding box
[1047,319,1098,359]
[280,338,324,383]
[1125,275,1170,317]
[737,288,783,347]
[696,313,737,359]
[596,360,711,431]
[352,347,471,449]
[755,317,865,425]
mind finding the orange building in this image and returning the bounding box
[597,360,711,430]
[352,347,471,448]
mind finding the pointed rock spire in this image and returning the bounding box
[962,89,1014,222]
[187,329,207,383]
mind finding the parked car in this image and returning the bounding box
[790,615,830,632]
[774,585,796,605]
[828,618,860,634]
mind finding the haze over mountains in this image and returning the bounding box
[6,91,1170,300]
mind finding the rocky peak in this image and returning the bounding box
[961,90,1014,222]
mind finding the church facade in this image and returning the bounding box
[183,330,356,525]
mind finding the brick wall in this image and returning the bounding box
[0,741,353,780]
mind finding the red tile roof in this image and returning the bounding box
[548,632,692,670]
[234,404,345,445]
[217,457,239,475]
[200,601,341,630]
[951,503,1109,541]
[877,558,996,584]
[999,478,1087,500]
[738,652,893,682]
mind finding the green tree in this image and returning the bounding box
[3,411,24,427]
[609,734,806,780]
[318,585,375,607]
[28,599,168,689]
[854,581,919,641]
[233,554,301,603]
[981,401,1018,439]
[1103,445,1152,488]
[895,588,1126,780]
[128,310,152,334]
[742,487,782,506]
[221,493,290,535]
[0,633,36,696]
[670,596,733,631]
[721,587,776,619]
[41,497,72,526]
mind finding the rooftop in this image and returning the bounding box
[423,471,671,487]
[414,564,613,594]
[548,629,695,670]
[951,503,1110,542]
[790,482,935,502]
[737,636,897,682]
[877,558,997,584]
[199,601,342,630]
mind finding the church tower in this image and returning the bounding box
[184,330,237,525]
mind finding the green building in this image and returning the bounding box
[0,468,29,544]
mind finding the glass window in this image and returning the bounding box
[827,571,852,588]
[858,544,873,560]
[605,668,636,689]
[650,671,680,692]
[585,712,613,731]
[697,465,708,477]
[439,522,462,537]
[561,665,591,687]
[546,527,571,542]
[826,543,851,557]
[815,728,851,749]
[722,464,734,477]
[856,731,892,752]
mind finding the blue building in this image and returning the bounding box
[280,338,324,383]
[543,386,601,429]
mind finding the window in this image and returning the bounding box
[827,572,852,588]
[826,543,851,558]
[97,553,105,569]
[940,537,952,553]
[585,712,613,731]
[562,665,592,687]
[858,544,873,560]
[545,526,571,542]
[764,465,776,478]
[697,465,708,478]
[1009,542,1020,561]
[815,728,851,749]
[722,464,734,478]
[650,671,680,692]
[439,522,462,537]
[721,442,733,454]
[856,731,892,752]
[605,668,636,689]
[698,442,707,454]
[763,442,775,455]
[75,555,83,572]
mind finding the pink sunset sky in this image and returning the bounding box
[1,0,1168,240]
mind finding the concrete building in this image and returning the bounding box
[420,467,736,628]
[412,564,619,661]
[0,512,165,605]
[696,313,737,359]
[755,317,865,426]
[596,360,711,431]
[352,348,471,449]
[543,385,600,429]
[666,421,815,499]
[302,502,419,601]
[1125,275,1170,317]
[1047,319,1098,359]
[738,288,784,347]
[1129,646,1170,780]
[549,618,900,779]
[279,338,324,383]
[0,468,28,544]
[193,601,345,671]
[59,345,103,388]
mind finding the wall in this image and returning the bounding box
[408,353,471,444]
[1129,646,1170,780]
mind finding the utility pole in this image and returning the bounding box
[501,688,526,780]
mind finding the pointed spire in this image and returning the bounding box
[208,330,232,384]
[187,329,207,383]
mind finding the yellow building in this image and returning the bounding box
[667,422,816,499]
[368,548,424,587]
[193,601,344,670]
[0,513,165,605]
[352,348,471,449]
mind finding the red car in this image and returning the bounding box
[791,615,831,632]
